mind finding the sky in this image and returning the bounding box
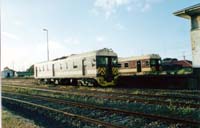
[1,0,200,71]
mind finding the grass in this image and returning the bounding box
[2,108,41,128]
[3,85,200,121]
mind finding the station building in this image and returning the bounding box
[1,67,16,78]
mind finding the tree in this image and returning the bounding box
[26,65,34,74]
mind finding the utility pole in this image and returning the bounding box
[43,28,49,61]
[183,51,186,60]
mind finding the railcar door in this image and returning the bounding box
[82,59,87,76]
[137,61,142,72]
[35,67,38,77]
[52,64,55,76]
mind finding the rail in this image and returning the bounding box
[2,96,125,128]
[2,91,200,127]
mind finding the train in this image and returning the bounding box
[118,54,162,75]
[34,48,162,86]
[34,48,118,86]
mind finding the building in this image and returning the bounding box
[16,71,33,77]
[1,67,16,78]
[174,3,200,89]
[173,60,192,68]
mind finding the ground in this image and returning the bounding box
[2,108,42,128]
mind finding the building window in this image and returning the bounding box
[43,66,45,71]
[124,63,129,68]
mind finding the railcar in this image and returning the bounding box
[118,54,162,75]
[34,48,118,86]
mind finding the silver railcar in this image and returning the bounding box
[34,48,118,86]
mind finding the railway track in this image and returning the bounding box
[3,84,200,109]
[2,96,124,128]
[2,91,200,127]
[2,81,200,100]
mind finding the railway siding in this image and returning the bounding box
[2,85,200,122]
[2,79,200,127]
[2,96,125,128]
[3,92,200,127]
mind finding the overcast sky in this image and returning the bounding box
[1,0,200,71]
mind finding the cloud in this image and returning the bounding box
[94,0,130,18]
[2,31,20,40]
[94,35,111,49]
[64,37,80,45]
[13,20,23,26]
[115,23,126,30]
[92,0,163,18]
[96,36,105,42]
[141,3,151,12]
[49,40,64,49]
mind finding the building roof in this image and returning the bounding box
[165,60,193,68]
[173,60,192,67]
[3,67,15,72]
[173,3,200,19]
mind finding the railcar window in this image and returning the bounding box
[60,64,62,70]
[46,65,49,71]
[111,57,117,65]
[73,62,78,68]
[150,59,161,66]
[150,60,156,65]
[97,57,108,65]
[124,63,129,68]
[118,64,122,68]
[66,63,68,69]
[146,61,150,66]
[92,62,95,67]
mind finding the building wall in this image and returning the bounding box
[2,70,15,78]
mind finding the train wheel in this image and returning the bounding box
[54,79,59,85]
[71,79,77,86]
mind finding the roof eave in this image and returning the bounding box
[173,4,200,19]
[173,11,191,19]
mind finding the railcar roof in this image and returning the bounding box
[35,48,117,65]
[119,54,161,62]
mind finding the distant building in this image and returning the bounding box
[162,58,192,71]
[1,67,16,78]
[172,60,192,68]
[16,71,33,77]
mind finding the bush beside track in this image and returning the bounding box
[117,74,197,89]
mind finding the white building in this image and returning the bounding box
[1,67,16,78]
